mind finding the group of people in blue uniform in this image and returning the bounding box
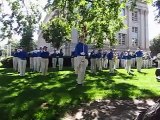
[12,35,151,86]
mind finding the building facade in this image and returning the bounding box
[36,2,149,55]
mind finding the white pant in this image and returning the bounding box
[126,59,131,73]
[103,58,108,68]
[131,58,136,67]
[114,59,119,69]
[58,58,63,70]
[136,57,143,72]
[36,57,41,72]
[41,58,49,75]
[143,59,149,68]
[158,60,160,68]
[52,58,57,68]
[18,59,26,76]
[13,57,18,71]
[148,59,152,68]
[30,57,34,69]
[96,58,102,71]
[90,58,96,73]
[33,57,37,71]
[109,60,114,73]
[76,56,88,84]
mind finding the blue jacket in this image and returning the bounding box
[90,51,96,59]
[75,42,88,56]
[136,51,143,57]
[18,51,28,60]
[126,54,132,60]
[51,53,57,58]
[71,51,76,58]
[40,51,49,58]
[12,52,19,57]
[96,52,102,59]
[58,52,63,58]
[107,52,113,60]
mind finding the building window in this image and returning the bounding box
[132,27,138,33]
[132,11,138,21]
[132,38,138,46]
[118,33,126,45]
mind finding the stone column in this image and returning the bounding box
[127,7,132,49]
[144,10,149,50]
[140,9,145,49]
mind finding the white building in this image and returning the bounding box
[36,1,149,55]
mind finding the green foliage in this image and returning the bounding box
[46,0,151,48]
[0,0,41,51]
[42,17,71,49]
[0,68,159,119]
[153,0,160,23]
[150,35,160,56]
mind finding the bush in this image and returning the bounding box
[1,57,13,68]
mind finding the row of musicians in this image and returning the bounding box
[12,47,64,76]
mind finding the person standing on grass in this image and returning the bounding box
[107,49,114,73]
[17,47,28,76]
[103,50,108,69]
[96,49,102,71]
[90,49,97,73]
[40,46,49,75]
[58,49,64,70]
[126,50,132,74]
[36,47,43,72]
[32,48,38,72]
[75,36,88,86]
[51,50,57,68]
[12,48,18,71]
[136,47,143,72]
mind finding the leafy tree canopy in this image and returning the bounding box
[45,0,151,48]
[42,17,71,49]
[150,34,160,56]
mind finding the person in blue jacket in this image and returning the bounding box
[17,47,28,76]
[51,50,57,68]
[12,49,18,71]
[107,49,114,73]
[126,49,133,74]
[74,36,88,86]
[40,46,49,75]
[135,47,143,72]
[58,49,64,70]
[96,49,102,71]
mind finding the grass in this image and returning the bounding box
[0,67,160,120]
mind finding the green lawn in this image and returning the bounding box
[0,67,160,120]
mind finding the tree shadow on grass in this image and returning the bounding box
[0,68,159,120]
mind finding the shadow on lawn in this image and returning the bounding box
[0,68,158,120]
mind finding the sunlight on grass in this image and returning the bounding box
[0,67,160,119]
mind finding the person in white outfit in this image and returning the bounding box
[126,50,132,74]
[12,49,18,71]
[103,51,108,69]
[58,49,64,70]
[17,47,28,76]
[75,36,88,86]
[51,50,57,68]
[40,46,49,75]
[135,47,143,72]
